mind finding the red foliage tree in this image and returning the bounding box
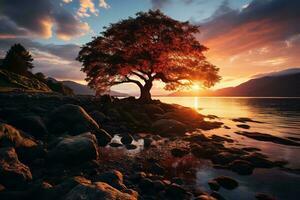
[77,10,220,102]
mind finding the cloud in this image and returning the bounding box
[0,0,90,40]
[150,0,171,10]
[99,0,110,9]
[77,0,98,17]
[198,0,300,55]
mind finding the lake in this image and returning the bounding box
[156,97,300,200]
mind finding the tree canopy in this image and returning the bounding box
[77,10,220,101]
[2,44,34,76]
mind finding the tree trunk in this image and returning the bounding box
[139,81,153,103]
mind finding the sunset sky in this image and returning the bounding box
[0,0,299,95]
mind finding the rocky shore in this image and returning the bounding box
[0,93,297,200]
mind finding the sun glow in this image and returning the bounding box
[191,84,201,91]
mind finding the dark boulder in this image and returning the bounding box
[96,170,126,191]
[213,176,238,190]
[47,133,98,165]
[229,160,254,175]
[165,184,192,200]
[171,148,189,158]
[208,180,220,191]
[0,147,32,189]
[11,115,48,139]
[47,104,99,135]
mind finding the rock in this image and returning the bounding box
[93,128,112,146]
[152,180,165,191]
[237,124,250,129]
[185,134,210,143]
[152,119,187,136]
[191,144,218,159]
[0,123,37,148]
[255,193,277,200]
[229,160,254,175]
[171,177,184,185]
[232,117,263,123]
[211,191,226,200]
[208,180,220,191]
[139,177,155,194]
[47,104,100,135]
[48,133,98,164]
[143,138,153,148]
[97,170,126,191]
[211,152,237,165]
[89,111,108,124]
[150,163,165,175]
[125,144,137,150]
[195,194,217,200]
[241,153,274,168]
[64,181,137,200]
[0,123,43,163]
[11,115,48,139]
[213,176,238,190]
[171,148,189,157]
[165,183,192,200]
[109,142,122,147]
[0,147,32,189]
[235,131,300,146]
[121,134,133,145]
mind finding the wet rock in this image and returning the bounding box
[11,115,48,139]
[237,124,250,129]
[241,153,274,168]
[139,177,155,194]
[121,134,133,145]
[150,163,165,175]
[210,135,234,143]
[171,148,189,157]
[191,144,218,159]
[48,133,98,164]
[64,181,137,200]
[211,152,237,165]
[211,191,226,200]
[213,176,238,190]
[229,160,254,175]
[208,180,220,191]
[255,193,277,200]
[109,142,122,147]
[47,104,100,135]
[232,117,263,123]
[195,194,217,200]
[185,134,210,143]
[165,183,192,200]
[144,138,153,148]
[0,147,32,189]
[93,128,112,146]
[171,177,184,185]
[125,144,137,150]
[97,170,126,191]
[198,121,223,130]
[152,119,187,136]
[235,131,300,146]
[223,125,231,129]
[242,147,261,152]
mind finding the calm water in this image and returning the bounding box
[156,97,300,200]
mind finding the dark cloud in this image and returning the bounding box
[199,0,300,52]
[0,0,89,40]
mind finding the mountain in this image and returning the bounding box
[62,80,129,97]
[252,67,300,78]
[169,68,300,97]
[213,72,300,97]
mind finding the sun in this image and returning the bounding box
[191,83,201,91]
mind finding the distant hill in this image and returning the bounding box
[169,68,300,97]
[0,69,51,92]
[213,73,300,97]
[62,80,129,97]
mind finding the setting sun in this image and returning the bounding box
[192,83,201,91]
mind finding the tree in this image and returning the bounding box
[2,44,34,76]
[77,10,220,102]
